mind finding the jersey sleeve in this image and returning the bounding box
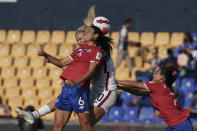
[69,49,78,60]
[90,47,103,64]
[144,82,155,92]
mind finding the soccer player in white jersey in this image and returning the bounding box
[16,16,118,126]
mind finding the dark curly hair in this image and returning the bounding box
[90,25,113,61]
[160,66,178,90]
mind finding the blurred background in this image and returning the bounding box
[0,0,197,131]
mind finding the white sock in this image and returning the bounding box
[32,105,51,119]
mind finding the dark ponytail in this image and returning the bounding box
[160,66,178,90]
[91,25,113,61]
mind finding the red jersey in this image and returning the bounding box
[144,82,190,127]
[60,44,103,87]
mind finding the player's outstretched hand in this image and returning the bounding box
[38,49,46,56]
[65,80,77,87]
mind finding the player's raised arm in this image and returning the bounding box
[117,80,151,95]
[118,85,150,96]
[117,80,146,89]
[38,49,73,68]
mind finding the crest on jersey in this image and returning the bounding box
[96,52,102,60]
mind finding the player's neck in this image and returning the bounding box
[152,79,163,83]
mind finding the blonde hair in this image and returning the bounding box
[83,5,95,26]
[77,25,87,31]
[77,5,96,31]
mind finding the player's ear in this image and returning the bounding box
[94,34,99,39]
[162,75,165,81]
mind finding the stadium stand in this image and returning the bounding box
[11,44,26,57]
[119,91,134,107]
[155,32,170,46]
[0,44,9,56]
[16,67,32,78]
[0,30,6,43]
[14,56,29,68]
[128,46,138,58]
[170,32,184,47]
[21,30,36,44]
[0,30,197,125]
[115,67,130,80]
[108,106,123,122]
[59,44,74,57]
[128,32,140,42]
[0,56,13,67]
[37,87,53,99]
[1,66,15,78]
[29,57,45,68]
[111,32,119,44]
[36,77,51,89]
[140,32,154,47]
[19,77,35,88]
[44,44,57,56]
[3,77,18,88]
[23,96,40,109]
[51,30,65,44]
[65,31,77,44]
[138,107,154,123]
[36,30,50,44]
[122,106,138,122]
[7,30,21,44]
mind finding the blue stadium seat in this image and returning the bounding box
[187,64,196,71]
[139,107,154,123]
[140,118,154,123]
[174,46,183,58]
[191,32,197,42]
[120,91,133,106]
[191,118,197,124]
[137,77,150,82]
[108,106,123,122]
[100,113,109,122]
[122,107,138,123]
[183,91,194,108]
[174,78,180,89]
[192,41,197,50]
[180,78,195,93]
[154,117,164,124]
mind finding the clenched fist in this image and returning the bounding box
[38,49,46,56]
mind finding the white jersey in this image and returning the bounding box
[118,25,128,50]
[90,57,117,91]
[89,57,117,113]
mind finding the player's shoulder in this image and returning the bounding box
[91,45,102,52]
[144,81,166,92]
[145,81,166,87]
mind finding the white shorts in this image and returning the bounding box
[89,89,117,113]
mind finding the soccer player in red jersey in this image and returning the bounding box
[39,25,113,131]
[117,66,193,131]
[16,26,116,128]
[51,28,104,131]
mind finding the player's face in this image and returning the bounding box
[152,69,165,82]
[83,27,98,42]
[76,32,85,46]
[194,94,197,100]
